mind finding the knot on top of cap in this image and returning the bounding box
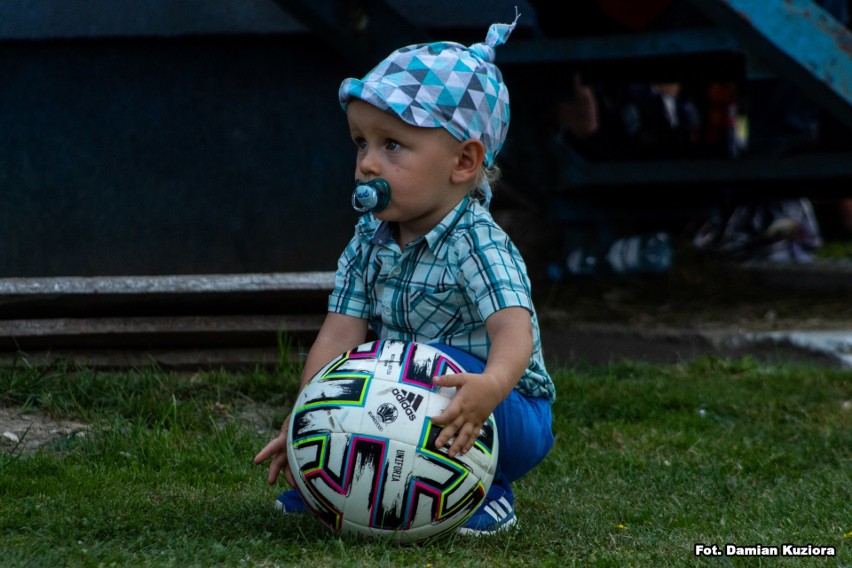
[468,42,495,62]
[468,8,520,62]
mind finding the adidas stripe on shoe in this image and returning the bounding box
[457,494,517,536]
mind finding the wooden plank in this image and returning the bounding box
[0,272,335,296]
[0,273,332,366]
[0,314,325,351]
[0,314,324,337]
[0,272,335,319]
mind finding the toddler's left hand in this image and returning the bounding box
[430,372,504,457]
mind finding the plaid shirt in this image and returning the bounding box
[329,195,555,401]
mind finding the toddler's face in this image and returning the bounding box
[346,100,466,237]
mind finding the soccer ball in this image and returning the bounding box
[286,340,499,542]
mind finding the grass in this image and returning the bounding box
[1,356,850,567]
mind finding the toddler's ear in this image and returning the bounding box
[452,139,485,184]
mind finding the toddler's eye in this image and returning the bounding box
[353,137,367,150]
[386,140,400,151]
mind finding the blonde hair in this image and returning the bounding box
[471,163,501,203]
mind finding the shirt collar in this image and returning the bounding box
[356,194,472,258]
[422,194,470,258]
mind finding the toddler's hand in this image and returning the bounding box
[430,372,504,457]
[253,415,296,486]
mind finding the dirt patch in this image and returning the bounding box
[0,407,90,454]
[0,403,284,456]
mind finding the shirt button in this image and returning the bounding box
[390,267,401,277]
[383,305,392,315]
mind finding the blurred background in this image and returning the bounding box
[2,0,850,279]
[2,0,851,368]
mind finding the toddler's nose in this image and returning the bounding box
[358,149,380,177]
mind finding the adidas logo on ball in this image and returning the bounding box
[392,388,423,421]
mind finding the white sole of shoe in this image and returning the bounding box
[456,516,518,536]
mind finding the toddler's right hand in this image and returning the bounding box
[253,415,296,487]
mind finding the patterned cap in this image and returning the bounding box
[339,12,520,169]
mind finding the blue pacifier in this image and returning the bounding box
[351,178,391,213]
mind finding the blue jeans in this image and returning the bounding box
[431,344,554,483]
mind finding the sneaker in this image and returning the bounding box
[274,489,307,514]
[457,478,517,536]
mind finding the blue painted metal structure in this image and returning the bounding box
[688,0,852,130]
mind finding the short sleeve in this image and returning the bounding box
[328,232,372,319]
[451,222,533,322]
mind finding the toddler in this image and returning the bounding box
[255,12,555,536]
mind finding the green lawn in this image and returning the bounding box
[1,356,849,567]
